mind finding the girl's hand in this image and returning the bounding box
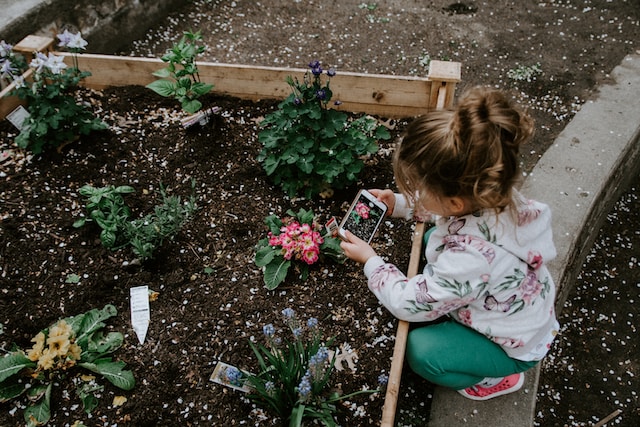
[340,230,377,264]
[368,189,395,216]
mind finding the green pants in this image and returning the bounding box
[406,319,538,390]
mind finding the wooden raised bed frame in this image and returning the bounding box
[0,35,461,426]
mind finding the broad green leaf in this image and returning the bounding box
[263,259,291,290]
[114,186,135,194]
[23,383,51,427]
[69,305,118,348]
[254,246,277,267]
[86,331,124,357]
[79,360,135,391]
[146,80,176,97]
[181,98,202,114]
[0,352,35,382]
[0,375,27,402]
[151,67,172,78]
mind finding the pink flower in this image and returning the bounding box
[355,202,370,219]
[302,249,319,265]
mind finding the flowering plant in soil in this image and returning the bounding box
[237,308,377,426]
[0,305,135,426]
[257,60,391,198]
[254,208,343,290]
[146,30,214,114]
[1,30,107,154]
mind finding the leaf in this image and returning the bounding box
[0,352,35,382]
[151,67,172,78]
[0,375,27,403]
[146,80,176,97]
[254,245,277,267]
[79,360,135,390]
[263,259,291,290]
[70,305,118,348]
[23,383,51,427]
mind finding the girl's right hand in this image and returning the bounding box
[369,189,395,217]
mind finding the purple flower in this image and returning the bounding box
[334,100,342,106]
[308,60,320,69]
[306,317,318,328]
[282,308,295,319]
[263,323,275,337]
[315,89,326,100]
[327,68,336,77]
[294,97,302,105]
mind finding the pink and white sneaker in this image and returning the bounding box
[457,373,525,401]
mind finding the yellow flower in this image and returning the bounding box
[49,319,73,339]
[37,348,56,371]
[69,342,82,360]
[27,332,46,362]
[47,333,71,357]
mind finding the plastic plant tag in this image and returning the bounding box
[130,285,150,344]
[210,361,253,393]
[7,105,30,131]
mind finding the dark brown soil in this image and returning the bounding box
[2,1,640,426]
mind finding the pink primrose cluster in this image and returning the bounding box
[355,202,370,219]
[269,220,324,265]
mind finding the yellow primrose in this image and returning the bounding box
[27,332,46,362]
[37,348,56,371]
[49,320,73,338]
[69,342,82,360]
[47,334,71,357]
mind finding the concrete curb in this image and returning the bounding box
[428,52,640,426]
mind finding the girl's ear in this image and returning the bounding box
[446,196,471,216]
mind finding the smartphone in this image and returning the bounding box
[338,189,388,243]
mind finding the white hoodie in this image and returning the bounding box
[364,192,559,361]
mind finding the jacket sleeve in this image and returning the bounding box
[363,248,489,322]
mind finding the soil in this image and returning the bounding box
[1,1,639,426]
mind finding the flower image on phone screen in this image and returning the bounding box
[339,190,387,243]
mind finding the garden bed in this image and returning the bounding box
[0,44,457,424]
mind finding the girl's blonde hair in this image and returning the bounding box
[394,86,534,213]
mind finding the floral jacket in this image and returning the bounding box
[363,193,559,360]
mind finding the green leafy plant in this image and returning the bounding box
[254,208,343,290]
[237,309,377,426]
[2,31,107,154]
[73,181,198,260]
[257,60,391,198]
[146,30,214,113]
[507,63,542,82]
[0,305,135,426]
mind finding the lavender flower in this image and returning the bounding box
[263,323,275,337]
[306,317,318,328]
[315,89,326,100]
[0,40,12,58]
[378,373,389,385]
[297,374,312,399]
[281,308,295,319]
[57,29,88,50]
[326,68,336,77]
[292,327,302,338]
[294,97,302,105]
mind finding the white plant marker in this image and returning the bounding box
[130,285,150,344]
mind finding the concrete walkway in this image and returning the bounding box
[428,52,640,426]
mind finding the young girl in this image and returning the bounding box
[340,86,559,401]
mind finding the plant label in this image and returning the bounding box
[210,361,253,393]
[7,105,30,131]
[130,285,150,344]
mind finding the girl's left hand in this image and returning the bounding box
[340,230,377,264]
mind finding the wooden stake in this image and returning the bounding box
[380,222,425,427]
[593,409,622,427]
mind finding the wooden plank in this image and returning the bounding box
[52,53,460,117]
[380,222,425,427]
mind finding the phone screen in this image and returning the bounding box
[339,190,387,243]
